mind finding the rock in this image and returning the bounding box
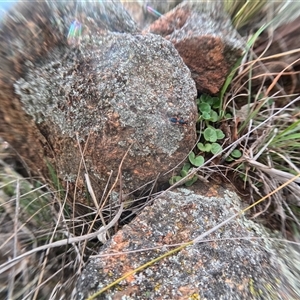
[0,0,139,193]
[121,0,182,29]
[14,30,197,206]
[1,1,197,208]
[75,183,297,299]
[146,1,245,94]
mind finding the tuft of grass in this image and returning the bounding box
[170,0,300,235]
[224,0,268,30]
[221,14,300,231]
[0,158,88,299]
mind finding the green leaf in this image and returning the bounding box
[46,160,64,191]
[204,127,217,142]
[231,149,242,158]
[199,102,211,113]
[202,111,211,120]
[182,163,192,173]
[169,176,182,185]
[180,164,193,177]
[273,133,300,143]
[274,119,300,140]
[211,143,222,155]
[225,156,234,162]
[199,94,211,104]
[180,169,188,177]
[196,98,202,106]
[239,173,247,182]
[197,142,212,152]
[184,176,198,187]
[216,129,225,140]
[211,97,221,109]
[189,152,205,167]
[209,110,219,122]
[219,60,241,104]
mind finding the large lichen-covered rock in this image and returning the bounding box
[146,0,244,94]
[0,0,138,195]
[74,183,298,299]
[0,1,197,208]
[14,32,197,205]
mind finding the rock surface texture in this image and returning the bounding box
[0,0,138,201]
[0,1,197,207]
[75,183,295,299]
[146,1,245,94]
[15,31,197,203]
[121,0,182,29]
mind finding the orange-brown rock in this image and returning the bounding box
[146,1,244,94]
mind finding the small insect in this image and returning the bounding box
[169,117,188,125]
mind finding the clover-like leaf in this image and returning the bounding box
[200,94,215,105]
[197,142,212,152]
[182,163,192,173]
[216,129,225,140]
[225,149,242,162]
[212,97,221,109]
[189,152,205,167]
[199,102,211,113]
[231,149,242,158]
[203,127,217,142]
[209,110,219,122]
[184,176,198,187]
[211,143,222,155]
[169,176,182,185]
[225,156,234,162]
[180,169,188,177]
[202,111,211,120]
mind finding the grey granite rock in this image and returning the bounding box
[14,30,197,206]
[75,184,298,299]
